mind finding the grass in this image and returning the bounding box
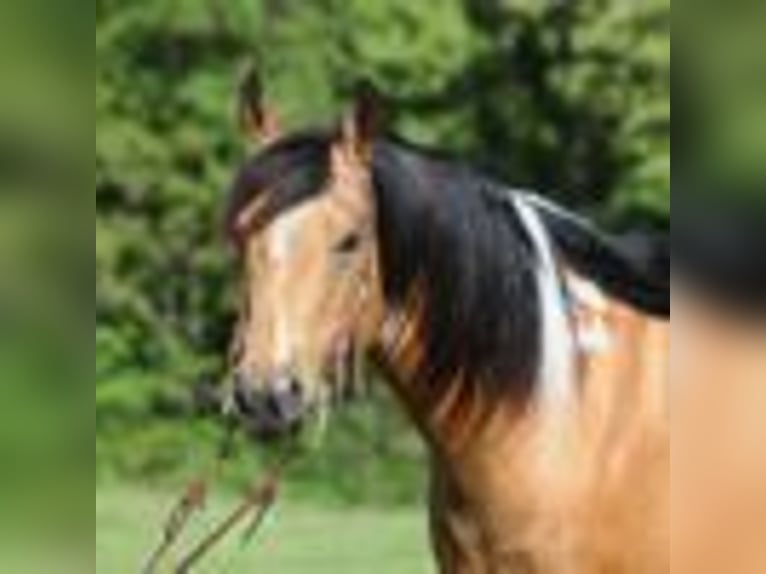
[96,484,435,573]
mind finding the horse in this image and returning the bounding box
[222,71,670,573]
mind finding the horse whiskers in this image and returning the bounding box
[339,335,368,402]
[307,383,331,448]
[341,339,353,400]
[329,334,357,402]
[353,339,367,399]
[305,340,368,450]
[218,366,238,420]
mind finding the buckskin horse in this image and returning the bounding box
[223,71,670,573]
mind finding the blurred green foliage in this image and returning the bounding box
[677,0,766,199]
[0,1,88,564]
[96,0,669,501]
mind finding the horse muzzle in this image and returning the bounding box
[231,369,306,440]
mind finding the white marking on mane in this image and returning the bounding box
[568,274,614,355]
[513,193,577,408]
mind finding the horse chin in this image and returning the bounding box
[243,416,304,444]
[237,400,310,444]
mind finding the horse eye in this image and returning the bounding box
[333,231,363,255]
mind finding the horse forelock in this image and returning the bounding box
[225,130,332,243]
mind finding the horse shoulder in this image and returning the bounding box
[567,272,670,572]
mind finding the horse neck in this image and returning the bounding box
[373,304,561,491]
[375,314,582,569]
[374,288,670,572]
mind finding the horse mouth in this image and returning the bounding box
[239,412,304,443]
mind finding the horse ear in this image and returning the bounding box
[338,80,383,163]
[238,64,281,145]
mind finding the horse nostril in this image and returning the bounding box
[266,373,305,423]
[286,375,303,399]
[233,384,256,416]
[231,370,260,415]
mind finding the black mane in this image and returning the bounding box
[529,196,670,317]
[227,131,542,399]
[372,139,541,398]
